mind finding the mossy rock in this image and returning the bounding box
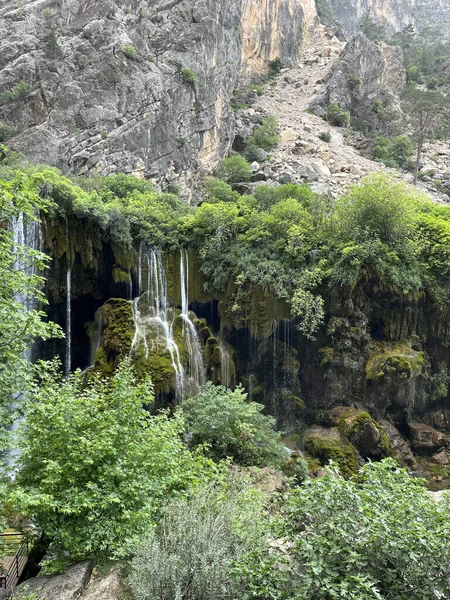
[112,266,131,284]
[304,426,360,478]
[338,408,390,459]
[218,282,291,340]
[366,342,425,381]
[92,298,134,375]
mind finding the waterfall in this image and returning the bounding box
[130,246,205,400]
[131,245,185,400]
[218,340,232,388]
[9,214,43,467]
[64,219,72,377]
[180,249,205,396]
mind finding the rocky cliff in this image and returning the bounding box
[1,0,448,189]
[0,0,308,191]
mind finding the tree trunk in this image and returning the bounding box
[414,136,424,185]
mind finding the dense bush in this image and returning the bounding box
[372,134,414,167]
[11,359,215,563]
[244,115,280,151]
[129,480,266,600]
[280,459,450,600]
[182,382,287,467]
[214,155,252,186]
[325,101,350,127]
[180,67,197,85]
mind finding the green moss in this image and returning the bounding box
[304,430,359,478]
[366,342,426,381]
[338,408,390,459]
[92,299,134,376]
[318,346,334,366]
[112,266,131,284]
[219,282,291,340]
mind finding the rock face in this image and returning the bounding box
[408,422,450,454]
[309,34,405,133]
[14,561,93,600]
[0,0,309,190]
[317,0,450,38]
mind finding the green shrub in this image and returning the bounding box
[180,67,197,85]
[11,359,215,563]
[268,57,283,77]
[204,177,240,203]
[182,381,287,467]
[245,115,279,151]
[214,155,252,186]
[123,44,137,60]
[249,83,263,96]
[0,81,31,102]
[318,131,331,143]
[0,123,19,142]
[372,134,414,168]
[129,480,266,600]
[347,73,362,92]
[324,101,350,127]
[281,459,450,600]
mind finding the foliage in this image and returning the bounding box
[330,174,423,291]
[318,131,331,143]
[182,381,287,467]
[214,155,252,187]
[0,172,62,456]
[0,123,19,142]
[372,134,414,168]
[244,116,280,151]
[0,82,31,102]
[180,68,197,85]
[324,101,350,127]
[123,44,138,60]
[281,459,450,600]
[10,359,216,563]
[129,478,266,600]
[268,57,283,77]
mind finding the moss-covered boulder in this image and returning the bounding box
[379,419,416,467]
[366,342,425,381]
[338,408,390,460]
[304,426,360,478]
[91,298,134,376]
[408,422,450,454]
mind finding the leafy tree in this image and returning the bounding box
[372,134,414,168]
[325,101,350,127]
[129,479,266,600]
[402,87,448,183]
[10,359,215,563]
[281,459,450,600]
[182,382,286,467]
[0,171,61,455]
[214,156,252,187]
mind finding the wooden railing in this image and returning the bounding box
[0,532,30,595]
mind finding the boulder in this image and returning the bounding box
[311,161,331,178]
[304,426,360,478]
[83,564,126,600]
[337,408,390,460]
[14,561,93,600]
[408,422,450,453]
[280,128,298,143]
[297,164,319,181]
[379,419,416,467]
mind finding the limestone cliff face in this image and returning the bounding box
[309,34,406,132]
[0,0,309,189]
[318,0,450,37]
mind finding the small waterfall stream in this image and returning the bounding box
[180,249,205,396]
[65,219,72,377]
[131,246,185,400]
[9,214,43,467]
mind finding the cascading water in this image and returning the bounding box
[180,249,205,396]
[218,340,232,388]
[65,220,72,377]
[131,245,185,400]
[9,214,43,467]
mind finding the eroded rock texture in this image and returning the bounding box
[0,0,307,189]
